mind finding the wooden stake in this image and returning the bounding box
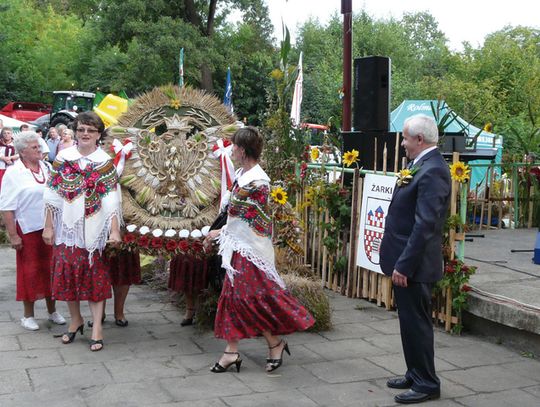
[374,137,378,173]
[346,169,361,297]
[394,132,400,172]
[382,143,387,174]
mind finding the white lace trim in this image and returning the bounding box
[218,228,286,289]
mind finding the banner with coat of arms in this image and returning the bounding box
[356,173,395,273]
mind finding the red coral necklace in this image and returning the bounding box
[23,161,46,184]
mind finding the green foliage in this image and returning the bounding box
[0,0,85,105]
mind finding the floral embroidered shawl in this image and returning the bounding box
[44,146,121,257]
[218,164,285,288]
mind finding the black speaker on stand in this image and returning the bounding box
[353,56,391,132]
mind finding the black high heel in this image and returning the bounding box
[210,351,242,373]
[89,339,104,352]
[87,314,106,328]
[61,324,84,344]
[180,308,195,327]
[266,339,290,372]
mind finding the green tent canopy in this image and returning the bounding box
[390,100,503,188]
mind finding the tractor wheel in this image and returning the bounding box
[50,114,73,128]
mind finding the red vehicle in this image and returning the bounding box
[0,101,52,122]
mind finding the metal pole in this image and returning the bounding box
[342,0,352,132]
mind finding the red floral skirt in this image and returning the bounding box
[51,244,112,302]
[108,249,141,286]
[0,168,6,191]
[16,226,53,302]
[214,252,315,341]
[168,255,209,295]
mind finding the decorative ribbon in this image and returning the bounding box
[111,138,133,176]
[211,139,235,209]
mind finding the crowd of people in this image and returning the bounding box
[0,112,451,404]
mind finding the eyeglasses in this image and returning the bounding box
[76,128,99,135]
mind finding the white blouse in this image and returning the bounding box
[0,143,17,170]
[0,159,50,234]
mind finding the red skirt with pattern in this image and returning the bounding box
[51,244,112,302]
[214,252,315,341]
[0,168,6,191]
[168,255,209,296]
[16,226,53,302]
[108,249,141,286]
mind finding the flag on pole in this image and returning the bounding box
[290,52,303,128]
[223,67,233,113]
[179,48,184,87]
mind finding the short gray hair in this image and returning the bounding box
[14,131,40,153]
[404,114,439,144]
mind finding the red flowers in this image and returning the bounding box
[138,235,150,248]
[178,240,190,252]
[191,241,203,253]
[123,233,136,244]
[165,240,178,252]
[244,207,258,220]
[150,237,163,249]
[95,182,107,194]
[461,284,472,292]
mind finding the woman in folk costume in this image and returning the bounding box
[0,131,65,331]
[204,126,314,373]
[0,127,19,189]
[43,111,122,352]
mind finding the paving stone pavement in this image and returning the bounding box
[1,246,540,406]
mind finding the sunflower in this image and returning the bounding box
[271,186,288,205]
[342,149,359,167]
[170,99,181,109]
[270,68,284,81]
[310,147,320,162]
[450,161,470,183]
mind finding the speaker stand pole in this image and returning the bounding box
[342,0,352,132]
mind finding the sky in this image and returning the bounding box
[266,0,540,51]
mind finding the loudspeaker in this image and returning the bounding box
[353,56,391,132]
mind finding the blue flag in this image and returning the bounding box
[223,67,233,113]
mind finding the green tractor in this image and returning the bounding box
[49,90,95,127]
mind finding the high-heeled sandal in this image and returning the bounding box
[180,308,195,327]
[87,314,106,328]
[266,339,290,372]
[60,324,84,344]
[210,351,242,373]
[89,339,104,352]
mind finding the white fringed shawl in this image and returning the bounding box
[218,165,285,288]
[44,146,122,259]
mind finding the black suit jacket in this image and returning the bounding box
[380,149,451,283]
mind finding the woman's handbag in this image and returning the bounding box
[207,207,227,290]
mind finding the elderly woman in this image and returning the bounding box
[0,127,19,188]
[0,131,66,330]
[43,112,122,352]
[204,126,314,373]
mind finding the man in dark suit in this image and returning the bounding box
[380,114,451,404]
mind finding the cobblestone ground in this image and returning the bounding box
[1,247,540,406]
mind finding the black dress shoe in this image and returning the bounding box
[387,376,413,389]
[395,389,440,404]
